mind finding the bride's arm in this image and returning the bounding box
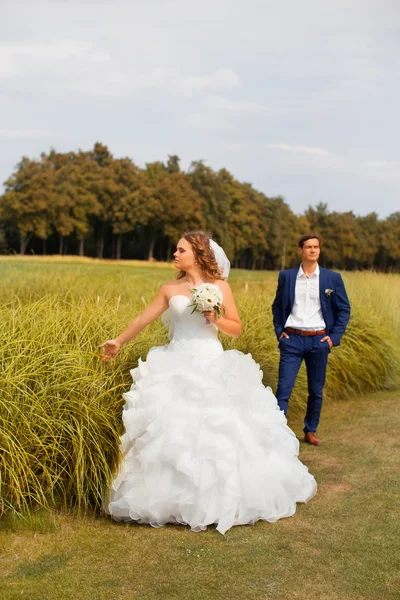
[203,280,242,338]
[100,285,169,361]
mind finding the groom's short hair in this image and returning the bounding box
[298,234,322,248]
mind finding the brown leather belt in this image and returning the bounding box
[286,327,326,337]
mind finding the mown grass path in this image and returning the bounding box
[1,390,399,600]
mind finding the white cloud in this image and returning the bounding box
[179,69,241,97]
[364,160,400,180]
[0,0,399,217]
[365,160,400,168]
[182,94,270,129]
[206,94,269,114]
[0,128,68,140]
[0,39,120,96]
[181,111,239,130]
[0,41,241,99]
[265,144,334,157]
[0,40,111,78]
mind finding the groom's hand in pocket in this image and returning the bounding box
[321,335,333,349]
[279,332,290,340]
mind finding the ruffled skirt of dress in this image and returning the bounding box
[106,346,317,534]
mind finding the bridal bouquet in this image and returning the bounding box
[189,283,223,323]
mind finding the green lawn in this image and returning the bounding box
[1,390,399,600]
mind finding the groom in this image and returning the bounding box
[272,234,351,445]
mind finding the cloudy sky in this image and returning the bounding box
[1,0,399,217]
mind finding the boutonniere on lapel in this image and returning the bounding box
[325,288,334,297]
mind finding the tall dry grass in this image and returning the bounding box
[0,258,399,516]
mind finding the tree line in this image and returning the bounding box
[1,142,399,271]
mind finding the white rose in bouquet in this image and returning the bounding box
[189,283,223,324]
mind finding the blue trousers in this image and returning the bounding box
[276,333,330,434]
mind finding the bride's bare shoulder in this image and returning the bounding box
[212,279,233,298]
[164,278,184,288]
[214,279,231,291]
[160,279,185,297]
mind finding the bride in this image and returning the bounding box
[100,230,317,534]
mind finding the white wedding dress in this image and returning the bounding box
[106,294,317,534]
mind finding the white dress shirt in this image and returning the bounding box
[285,264,326,331]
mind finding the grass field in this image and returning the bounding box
[0,257,399,598]
[1,389,399,600]
[1,257,399,517]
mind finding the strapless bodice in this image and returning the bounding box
[164,295,223,355]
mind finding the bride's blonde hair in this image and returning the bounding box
[176,230,224,282]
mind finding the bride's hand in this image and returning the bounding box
[100,339,121,361]
[202,310,217,323]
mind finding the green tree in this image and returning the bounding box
[159,171,205,242]
[1,156,53,254]
[188,161,230,239]
[142,161,170,259]
[377,212,400,270]
[87,143,115,258]
[143,168,205,260]
[109,158,151,259]
[44,150,100,255]
[356,213,379,269]
[266,196,299,270]
[166,155,181,174]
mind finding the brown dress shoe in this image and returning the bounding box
[304,432,323,446]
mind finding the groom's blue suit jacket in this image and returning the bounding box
[272,266,351,347]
